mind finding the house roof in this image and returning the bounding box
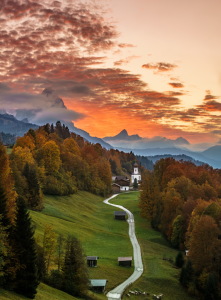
[112,183,121,187]
[114,211,126,216]
[87,256,98,260]
[118,256,133,261]
[90,279,107,287]
[115,176,129,181]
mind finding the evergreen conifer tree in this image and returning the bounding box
[13,197,39,298]
[23,163,43,210]
[62,236,88,297]
[175,251,184,268]
[0,185,18,288]
[133,178,138,190]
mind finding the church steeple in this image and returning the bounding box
[131,163,141,184]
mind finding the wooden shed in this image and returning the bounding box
[114,211,127,220]
[87,256,99,267]
[112,183,121,193]
[90,279,107,293]
[118,256,132,267]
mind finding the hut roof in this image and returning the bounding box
[114,211,126,216]
[90,279,107,287]
[87,256,98,260]
[118,256,133,262]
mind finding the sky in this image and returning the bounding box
[0,0,221,144]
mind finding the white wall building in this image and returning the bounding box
[131,163,141,184]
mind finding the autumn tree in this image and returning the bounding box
[188,215,221,273]
[43,225,56,275]
[0,143,17,222]
[37,140,61,175]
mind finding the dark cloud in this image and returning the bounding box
[201,100,221,111]
[0,87,85,124]
[142,62,177,72]
[0,0,220,137]
[168,82,184,88]
[204,90,219,101]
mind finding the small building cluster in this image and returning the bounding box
[112,163,141,193]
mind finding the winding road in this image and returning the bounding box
[103,194,143,300]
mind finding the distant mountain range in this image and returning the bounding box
[0,113,38,136]
[103,129,190,149]
[104,129,142,141]
[0,113,112,150]
[104,130,221,168]
[1,89,221,169]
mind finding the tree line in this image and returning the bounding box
[140,158,221,299]
[10,121,136,210]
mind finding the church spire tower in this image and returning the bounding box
[131,163,141,184]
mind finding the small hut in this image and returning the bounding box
[118,256,132,267]
[112,183,121,193]
[90,279,107,293]
[114,211,127,220]
[87,256,98,267]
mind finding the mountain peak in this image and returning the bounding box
[175,137,190,145]
[103,129,141,141]
[117,129,129,138]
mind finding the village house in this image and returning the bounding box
[112,175,130,192]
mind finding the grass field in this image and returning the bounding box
[0,283,80,300]
[30,191,133,299]
[111,192,195,300]
[2,191,195,299]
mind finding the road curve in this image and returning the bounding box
[103,194,143,300]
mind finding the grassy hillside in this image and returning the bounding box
[2,191,195,299]
[30,191,133,297]
[0,283,80,300]
[111,192,195,300]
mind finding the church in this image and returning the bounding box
[112,162,141,193]
[131,163,141,184]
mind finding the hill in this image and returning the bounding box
[202,145,221,161]
[0,283,81,300]
[0,113,38,136]
[30,191,133,295]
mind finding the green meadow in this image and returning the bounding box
[31,192,133,293]
[111,192,195,300]
[1,191,195,299]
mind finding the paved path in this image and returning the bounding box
[103,194,143,300]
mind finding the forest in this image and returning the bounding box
[0,122,137,299]
[140,158,221,299]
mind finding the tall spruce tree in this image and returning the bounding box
[23,163,43,210]
[62,236,88,297]
[13,197,39,298]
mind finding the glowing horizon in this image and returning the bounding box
[0,0,221,145]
